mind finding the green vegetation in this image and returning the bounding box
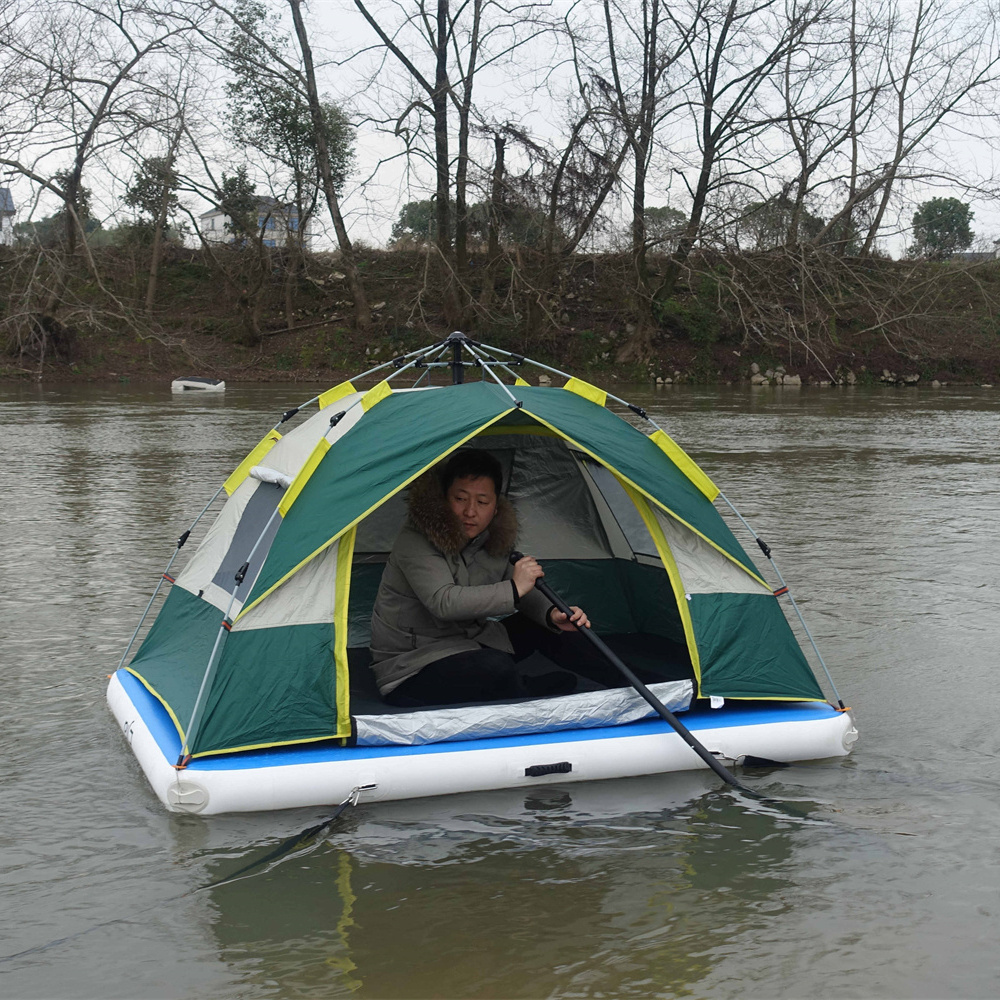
[910,198,975,260]
[2,243,998,386]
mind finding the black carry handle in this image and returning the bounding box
[509,551,751,792]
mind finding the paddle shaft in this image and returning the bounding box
[512,553,747,790]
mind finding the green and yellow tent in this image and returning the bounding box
[126,351,824,763]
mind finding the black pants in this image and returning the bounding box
[384,614,640,708]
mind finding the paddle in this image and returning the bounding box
[510,551,754,793]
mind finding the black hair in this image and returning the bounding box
[440,449,502,496]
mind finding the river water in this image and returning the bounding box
[1,379,998,999]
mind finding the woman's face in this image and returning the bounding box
[447,474,498,539]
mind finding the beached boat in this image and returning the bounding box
[109,333,857,815]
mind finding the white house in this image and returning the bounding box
[199,197,312,248]
[0,188,15,245]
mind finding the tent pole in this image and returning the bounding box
[717,493,846,709]
[177,503,284,765]
[463,341,521,405]
[446,331,469,384]
[305,341,455,436]
[411,343,452,387]
[273,341,451,424]
[177,603,234,767]
[349,340,449,385]
[116,483,228,672]
[473,339,572,384]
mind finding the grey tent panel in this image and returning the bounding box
[212,481,285,602]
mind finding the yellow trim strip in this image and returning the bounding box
[333,526,357,737]
[722,695,826,702]
[319,380,358,410]
[476,425,558,437]
[278,437,330,517]
[564,377,607,408]
[520,409,769,588]
[649,429,719,502]
[514,377,530,387]
[123,667,188,744]
[361,380,392,411]
[188,730,350,759]
[235,409,517,620]
[223,430,283,496]
[621,484,704,697]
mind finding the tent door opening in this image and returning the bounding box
[342,431,698,720]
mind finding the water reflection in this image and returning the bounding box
[192,774,817,998]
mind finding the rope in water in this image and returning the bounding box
[0,786,373,965]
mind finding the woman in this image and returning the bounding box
[369,449,590,706]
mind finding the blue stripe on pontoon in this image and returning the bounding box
[119,669,184,758]
[115,669,839,772]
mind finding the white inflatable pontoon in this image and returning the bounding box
[108,668,856,815]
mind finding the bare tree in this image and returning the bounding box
[599,2,688,282]
[0,1,195,254]
[125,133,183,313]
[572,0,691,353]
[288,0,370,331]
[498,103,628,338]
[478,130,506,308]
[120,58,198,316]
[664,0,828,283]
[352,0,556,322]
[773,0,880,247]
[187,0,370,331]
[814,0,1000,253]
[0,0,204,362]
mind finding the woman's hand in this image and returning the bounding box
[550,605,590,631]
[512,554,544,597]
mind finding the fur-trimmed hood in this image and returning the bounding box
[407,467,517,557]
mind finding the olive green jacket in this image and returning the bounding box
[369,472,553,695]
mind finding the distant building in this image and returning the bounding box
[199,197,312,248]
[951,246,999,263]
[0,187,15,245]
